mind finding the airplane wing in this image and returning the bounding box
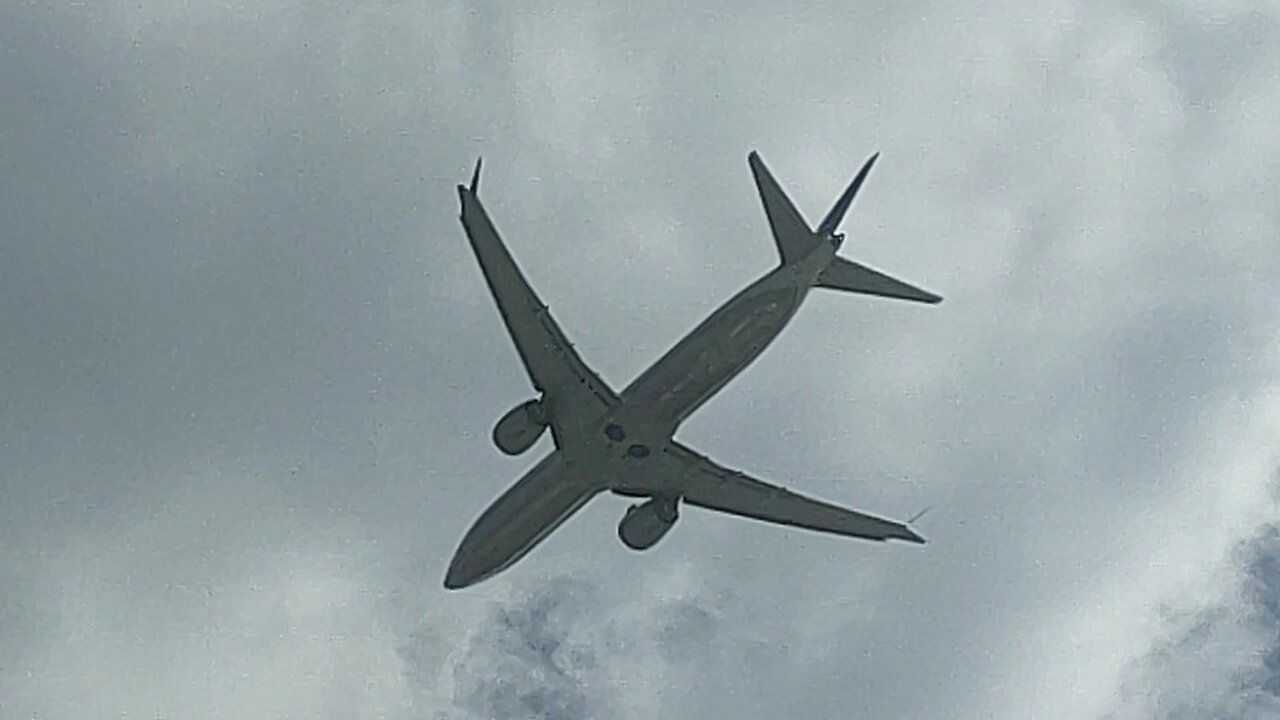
[457,162,620,432]
[663,441,925,543]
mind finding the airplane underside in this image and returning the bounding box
[445,149,941,589]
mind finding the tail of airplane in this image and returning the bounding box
[748,150,943,304]
[817,256,942,303]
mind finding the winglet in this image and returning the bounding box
[900,506,931,544]
[816,152,879,237]
[469,157,483,195]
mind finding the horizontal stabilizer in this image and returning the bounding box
[816,257,942,304]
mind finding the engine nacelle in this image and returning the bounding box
[617,495,680,551]
[492,399,549,455]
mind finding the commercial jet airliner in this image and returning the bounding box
[445,150,941,589]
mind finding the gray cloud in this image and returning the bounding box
[2,0,1279,718]
[450,579,606,720]
[1107,515,1280,719]
[396,571,739,719]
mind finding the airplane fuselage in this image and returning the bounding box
[444,240,838,588]
[604,237,838,448]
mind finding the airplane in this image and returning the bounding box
[445,150,941,590]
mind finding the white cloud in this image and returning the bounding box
[2,468,414,720]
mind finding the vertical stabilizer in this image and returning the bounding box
[748,151,817,264]
[749,151,882,263]
[817,153,879,237]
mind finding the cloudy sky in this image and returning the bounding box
[3,0,1279,718]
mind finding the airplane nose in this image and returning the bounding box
[444,553,478,589]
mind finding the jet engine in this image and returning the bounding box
[492,399,549,455]
[617,495,680,551]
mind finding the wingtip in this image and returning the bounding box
[901,526,927,544]
[902,505,929,544]
[469,157,482,194]
[862,152,880,173]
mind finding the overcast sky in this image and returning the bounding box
[2,1,1279,718]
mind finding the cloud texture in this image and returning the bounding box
[2,0,1278,718]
